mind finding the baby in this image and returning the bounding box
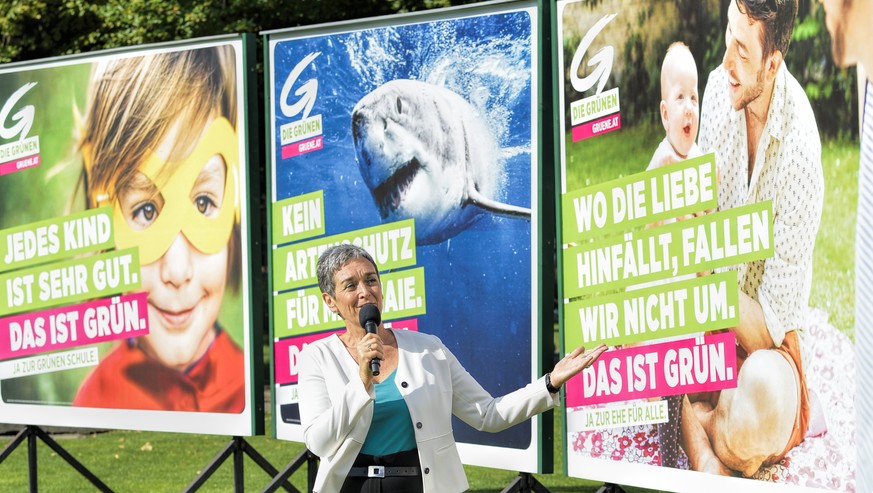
[644,42,701,469]
[648,41,701,171]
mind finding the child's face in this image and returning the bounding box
[660,59,699,158]
[114,116,237,370]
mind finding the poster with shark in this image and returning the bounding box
[266,0,548,473]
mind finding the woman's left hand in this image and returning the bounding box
[549,344,608,388]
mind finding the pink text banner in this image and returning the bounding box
[0,291,149,360]
[566,331,738,407]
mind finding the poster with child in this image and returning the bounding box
[0,36,261,436]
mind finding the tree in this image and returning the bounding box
[788,0,858,138]
[0,0,476,64]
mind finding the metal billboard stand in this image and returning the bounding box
[596,483,628,493]
[0,425,113,493]
[183,436,295,493]
[261,449,318,493]
[501,472,551,492]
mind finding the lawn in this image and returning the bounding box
[810,138,859,340]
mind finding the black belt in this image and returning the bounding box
[347,465,421,478]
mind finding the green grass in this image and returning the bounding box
[0,425,309,492]
[809,138,859,339]
[0,407,664,492]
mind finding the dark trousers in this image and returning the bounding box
[340,449,423,493]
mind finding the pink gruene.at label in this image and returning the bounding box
[0,154,40,176]
[571,113,621,142]
[281,136,323,159]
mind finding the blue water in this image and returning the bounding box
[272,10,535,448]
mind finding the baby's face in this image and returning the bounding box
[116,116,232,370]
[661,62,699,158]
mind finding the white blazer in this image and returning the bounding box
[299,329,558,493]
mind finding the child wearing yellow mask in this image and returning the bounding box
[73,46,245,413]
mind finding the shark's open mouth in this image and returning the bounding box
[372,157,421,218]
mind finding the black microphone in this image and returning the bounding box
[358,304,381,376]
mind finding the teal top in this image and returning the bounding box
[360,369,417,456]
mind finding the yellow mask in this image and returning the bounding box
[93,117,239,265]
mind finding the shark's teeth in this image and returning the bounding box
[373,157,421,218]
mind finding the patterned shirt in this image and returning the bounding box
[699,64,823,350]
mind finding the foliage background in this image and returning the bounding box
[0,0,480,62]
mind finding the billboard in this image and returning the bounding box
[0,36,263,436]
[266,0,551,472]
[556,0,856,491]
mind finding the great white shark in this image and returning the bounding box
[351,79,531,245]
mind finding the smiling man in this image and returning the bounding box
[686,0,823,477]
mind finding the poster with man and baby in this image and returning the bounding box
[266,0,551,473]
[558,0,857,491]
[0,36,262,436]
